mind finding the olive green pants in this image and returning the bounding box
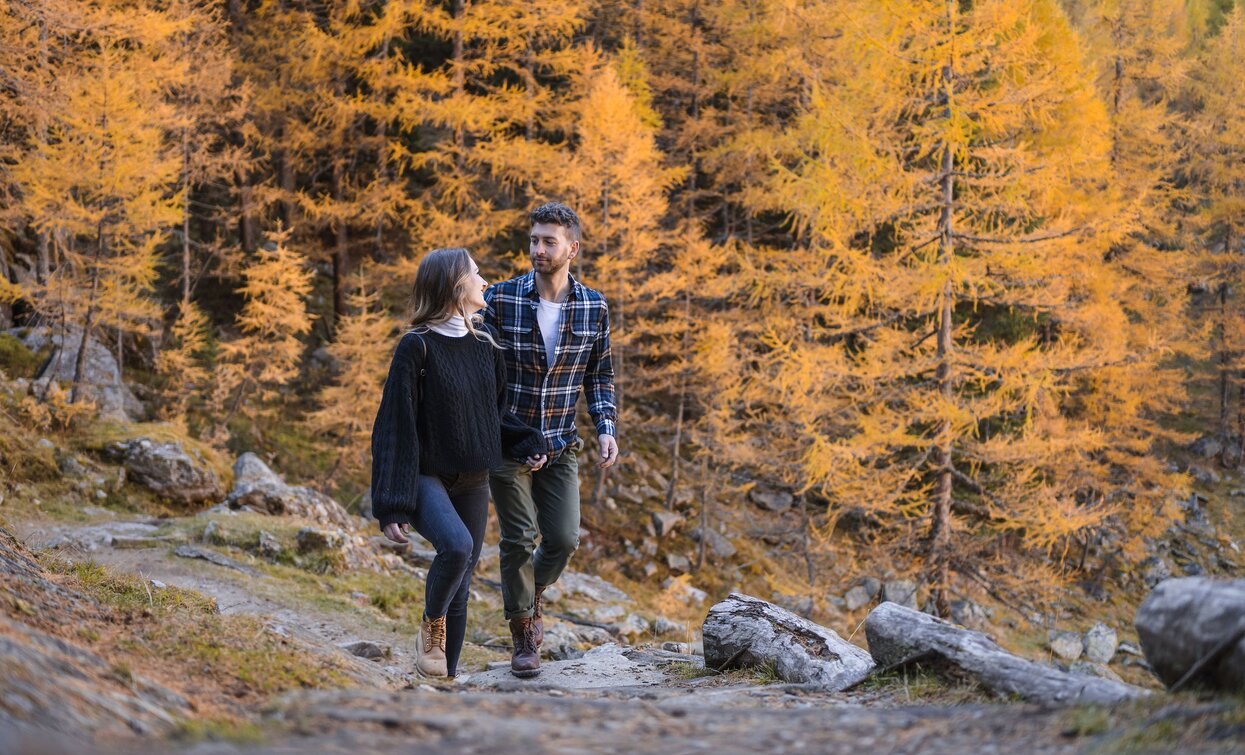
[490,438,583,619]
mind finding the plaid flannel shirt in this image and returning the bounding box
[483,271,617,455]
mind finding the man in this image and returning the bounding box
[484,202,619,678]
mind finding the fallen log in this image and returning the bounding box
[865,602,1147,705]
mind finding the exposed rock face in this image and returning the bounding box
[104,437,223,506]
[0,525,192,739]
[1135,577,1245,693]
[865,602,1147,705]
[702,593,874,690]
[226,452,353,529]
[13,326,144,422]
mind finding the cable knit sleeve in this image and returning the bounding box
[370,333,424,532]
[491,330,545,460]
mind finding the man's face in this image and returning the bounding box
[530,222,579,275]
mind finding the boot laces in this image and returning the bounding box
[429,616,447,652]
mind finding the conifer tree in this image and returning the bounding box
[10,34,179,401]
[212,227,315,434]
[1187,5,1245,459]
[747,0,1181,610]
[308,275,397,483]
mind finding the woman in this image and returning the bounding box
[370,247,547,679]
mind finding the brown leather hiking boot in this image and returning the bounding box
[416,615,447,677]
[533,585,546,649]
[508,616,540,678]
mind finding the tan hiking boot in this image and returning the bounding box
[533,584,546,649]
[509,616,540,678]
[416,615,448,677]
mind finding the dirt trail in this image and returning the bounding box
[8,518,1240,755]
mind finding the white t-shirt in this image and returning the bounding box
[537,298,562,367]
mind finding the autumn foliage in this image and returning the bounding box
[2,0,1242,613]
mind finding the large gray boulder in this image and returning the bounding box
[226,452,353,529]
[1135,577,1245,693]
[866,602,1147,705]
[14,326,144,422]
[104,437,222,506]
[702,593,874,690]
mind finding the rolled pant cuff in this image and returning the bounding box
[504,608,535,620]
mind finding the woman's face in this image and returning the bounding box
[461,259,488,313]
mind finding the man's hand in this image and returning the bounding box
[597,433,619,469]
[383,522,411,544]
[525,453,548,472]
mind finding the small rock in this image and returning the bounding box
[651,510,683,538]
[949,600,989,630]
[654,616,683,635]
[661,641,696,654]
[37,438,55,451]
[542,585,563,603]
[690,527,736,559]
[258,530,282,557]
[104,437,222,506]
[201,520,222,544]
[593,605,626,623]
[1083,622,1118,664]
[643,562,658,577]
[296,527,345,553]
[858,577,882,599]
[882,579,918,609]
[1049,630,1083,661]
[337,640,390,660]
[94,490,108,501]
[1117,641,1144,657]
[666,553,691,573]
[845,586,873,611]
[749,486,794,512]
[616,613,650,640]
[771,593,814,618]
[1141,556,1171,588]
[150,579,167,589]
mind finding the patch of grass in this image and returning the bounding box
[0,332,47,378]
[857,663,992,704]
[667,660,716,680]
[41,555,353,703]
[170,718,266,745]
[1062,706,1112,737]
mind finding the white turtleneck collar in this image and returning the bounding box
[428,315,470,338]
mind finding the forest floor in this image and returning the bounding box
[4,512,1244,755]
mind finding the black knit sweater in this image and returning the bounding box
[370,327,545,531]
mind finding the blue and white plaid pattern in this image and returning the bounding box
[483,271,616,455]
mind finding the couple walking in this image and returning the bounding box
[369,202,619,679]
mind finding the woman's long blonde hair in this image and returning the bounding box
[407,247,498,346]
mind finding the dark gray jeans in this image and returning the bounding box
[411,470,489,676]
[490,438,583,619]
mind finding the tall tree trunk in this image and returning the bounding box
[71,227,105,405]
[238,164,258,254]
[929,6,956,618]
[182,125,192,306]
[453,0,466,176]
[694,457,709,572]
[331,144,350,333]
